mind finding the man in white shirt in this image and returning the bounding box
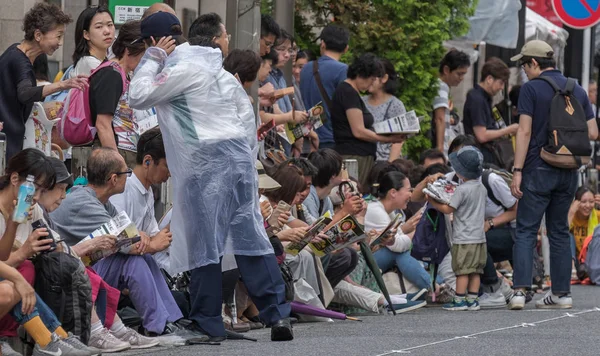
[110,127,173,269]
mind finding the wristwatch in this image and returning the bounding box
[488,219,495,230]
[512,167,523,173]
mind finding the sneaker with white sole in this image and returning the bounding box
[88,328,130,353]
[407,289,428,302]
[0,339,23,356]
[508,290,526,310]
[466,298,480,311]
[33,334,91,356]
[535,292,573,309]
[112,328,159,349]
[389,300,427,313]
[500,280,514,304]
[442,298,469,311]
[479,291,506,309]
[61,333,101,356]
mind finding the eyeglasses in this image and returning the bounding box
[262,38,274,47]
[227,34,231,42]
[108,168,133,181]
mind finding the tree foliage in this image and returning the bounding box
[293,0,477,160]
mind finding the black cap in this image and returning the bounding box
[132,11,182,44]
[47,157,74,190]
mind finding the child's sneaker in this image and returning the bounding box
[442,298,468,311]
[466,298,480,311]
[535,291,572,309]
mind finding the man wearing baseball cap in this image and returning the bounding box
[131,11,183,45]
[508,40,598,310]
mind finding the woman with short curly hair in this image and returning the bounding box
[0,2,87,162]
[330,53,406,188]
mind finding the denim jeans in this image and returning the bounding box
[513,165,577,294]
[373,248,431,290]
[481,227,515,286]
[11,292,61,332]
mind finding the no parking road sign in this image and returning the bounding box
[552,0,600,29]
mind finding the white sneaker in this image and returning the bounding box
[479,291,506,309]
[500,279,514,304]
[33,334,91,356]
[88,328,131,353]
[535,291,573,309]
[0,339,23,356]
[508,290,526,310]
[61,333,100,356]
[112,328,159,349]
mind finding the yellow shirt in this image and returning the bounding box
[570,211,600,257]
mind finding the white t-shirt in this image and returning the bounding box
[364,200,412,253]
[70,56,103,78]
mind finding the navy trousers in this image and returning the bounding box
[188,253,290,337]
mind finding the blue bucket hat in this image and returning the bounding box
[448,146,483,180]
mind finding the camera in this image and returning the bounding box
[31,219,57,253]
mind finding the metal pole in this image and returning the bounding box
[582,28,591,91]
[274,0,295,86]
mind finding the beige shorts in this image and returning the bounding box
[451,243,487,275]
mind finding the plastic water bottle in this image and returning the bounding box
[13,175,36,223]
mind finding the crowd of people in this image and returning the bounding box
[0,2,598,355]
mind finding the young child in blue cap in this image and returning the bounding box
[426,146,488,311]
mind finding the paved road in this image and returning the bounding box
[124,285,600,356]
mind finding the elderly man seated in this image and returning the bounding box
[50,148,183,336]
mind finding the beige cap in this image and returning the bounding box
[510,40,554,62]
[256,161,281,190]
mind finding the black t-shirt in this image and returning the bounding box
[0,44,40,160]
[331,81,376,157]
[89,66,123,127]
[463,84,495,138]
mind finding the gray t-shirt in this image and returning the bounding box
[362,96,406,161]
[448,179,487,244]
[50,186,118,246]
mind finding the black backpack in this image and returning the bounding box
[34,250,92,344]
[534,76,591,169]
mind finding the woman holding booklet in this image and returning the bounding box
[364,171,432,291]
[330,53,405,188]
[362,59,407,163]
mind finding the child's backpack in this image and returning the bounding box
[56,61,127,146]
[34,249,92,344]
[533,76,591,169]
[411,203,449,265]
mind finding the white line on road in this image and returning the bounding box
[375,307,600,355]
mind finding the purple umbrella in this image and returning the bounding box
[290,301,361,321]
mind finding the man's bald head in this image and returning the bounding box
[143,3,177,19]
[87,148,127,186]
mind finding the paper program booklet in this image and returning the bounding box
[369,214,403,247]
[284,102,325,144]
[309,215,366,257]
[284,216,332,256]
[78,211,141,265]
[373,110,420,135]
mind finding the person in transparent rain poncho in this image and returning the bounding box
[128,12,293,342]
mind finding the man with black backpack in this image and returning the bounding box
[509,40,598,310]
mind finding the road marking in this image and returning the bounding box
[375,307,600,355]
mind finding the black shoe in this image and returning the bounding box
[185,322,226,343]
[270,318,293,342]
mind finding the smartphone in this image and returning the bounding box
[257,119,276,140]
[31,219,57,253]
[267,201,292,232]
